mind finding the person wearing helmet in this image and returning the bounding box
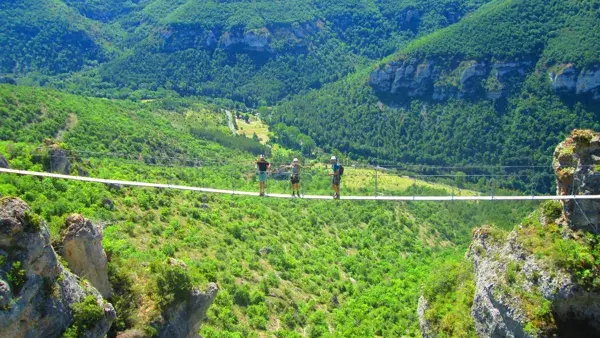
[256,154,270,196]
[329,156,341,199]
[289,158,303,198]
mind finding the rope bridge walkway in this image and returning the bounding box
[2,168,599,201]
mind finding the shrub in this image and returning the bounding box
[154,263,192,310]
[233,285,250,306]
[247,304,268,329]
[542,201,562,221]
[72,295,105,330]
[108,263,138,333]
[62,295,105,337]
[7,261,26,294]
[23,210,43,232]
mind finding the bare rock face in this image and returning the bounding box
[369,57,533,102]
[369,58,437,98]
[43,140,71,175]
[156,283,219,338]
[551,65,600,101]
[0,154,9,168]
[467,226,600,337]
[60,214,112,298]
[553,129,600,233]
[417,296,435,338]
[0,198,115,338]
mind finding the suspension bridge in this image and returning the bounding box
[2,167,599,201]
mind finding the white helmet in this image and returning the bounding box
[293,158,299,162]
[330,156,337,161]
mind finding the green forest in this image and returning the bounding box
[0,85,538,337]
[1,0,600,337]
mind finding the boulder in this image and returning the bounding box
[60,214,112,298]
[553,129,600,233]
[0,154,9,168]
[156,283,219,338]
[0,198,115,338]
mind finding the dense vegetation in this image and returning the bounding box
[6,0,492,104]
[272,0,600,193]
[0,0,111,76]
[2,0,599,335]
[0,85,537,336]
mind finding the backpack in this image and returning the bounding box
[338,165,344,176]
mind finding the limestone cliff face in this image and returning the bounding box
[370,57,600,103]
[369,57,533,102]
[550,65,600,101]
[0,198,115,338]
[466,226,600,337]
[553,130,600,234]
[60,214,112,299]
[418,130,600,337]
[160,21,320,54]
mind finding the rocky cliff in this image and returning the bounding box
[418,130,600,337]
[369,57,534,102]
[553,130,600,233]
[160,21,320,54]
[0,197,115,338]
[60,214,112,299]
[369,57,600,103]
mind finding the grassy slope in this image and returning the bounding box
[0,85,537,336]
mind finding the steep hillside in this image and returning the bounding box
[273,0,600,192]
[419,130,600,337]
[0,85,537,337]
[0,0,115,76]
[5,0,492,103]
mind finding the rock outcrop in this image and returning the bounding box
[156,283,218,338]
[161,22,319,54]
[417,296,435,338]
[553,129,600,233]
[0,197,115,338]
[418,131,600,337]
[550,65,600,101]
[466,224,600,337]
[369,57,533,102]
[43,140,71,175]
[60,214,112,298]
[0,154,9,168]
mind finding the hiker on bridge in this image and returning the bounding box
[329,156,343,199]
[288,158,303,198]
[256,154,270,196]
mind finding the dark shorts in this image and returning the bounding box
[332,174,341,185]
[291,174,300,184]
